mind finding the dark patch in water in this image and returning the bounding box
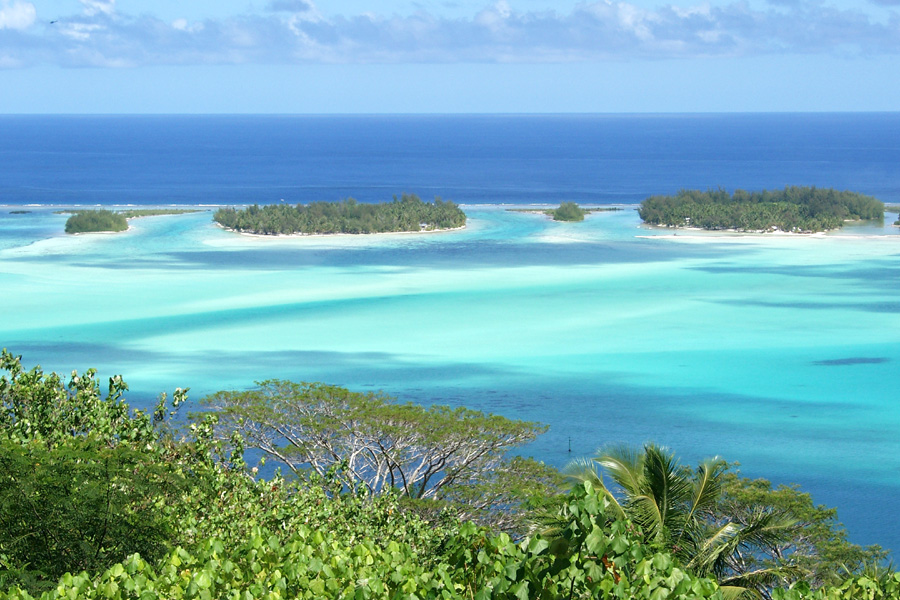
[712,298,900,314]
[814,357,890,366]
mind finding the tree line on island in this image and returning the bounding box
[63,209,203,234]
[1,350,895,600]
[213,194,466,235]
[639,186,884,233]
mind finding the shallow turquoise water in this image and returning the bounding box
[3,206,900,552]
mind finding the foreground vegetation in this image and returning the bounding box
[1,350,895,599]
[639,187,884,233]
[63,209,203,233]
[213,194,466,235]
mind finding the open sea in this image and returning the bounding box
[2,113,899,553]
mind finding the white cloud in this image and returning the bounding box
[172,18,204,33]
[59,22,103,41]
[0,0,898,68]
[80,0,115,17]
[0,0,35,30]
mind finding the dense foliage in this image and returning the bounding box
[550,202,586,222]
[64,210,128,234]
[565,444,889,599]
[639,187,884,232]
[715,471,888,590]
[213,194,466,235]
[1,351,897,600]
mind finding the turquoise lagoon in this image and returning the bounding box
[2,206,900,552]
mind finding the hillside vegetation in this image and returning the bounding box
[639,187,884,233]
[0,350,895,600]
[213,194,466,235]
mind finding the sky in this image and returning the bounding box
[0,0,898,112]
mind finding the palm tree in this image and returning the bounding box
[564,443,801,600]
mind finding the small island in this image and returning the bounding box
[639,186,884,233]
[63,208,204,234]
[65,209,128,233]
[509,203,620,222]
[549,201,587,221]
[213,194,466,235]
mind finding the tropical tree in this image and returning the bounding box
[204,380,559,533]
[714,470,888,589]
[565,443,800,599]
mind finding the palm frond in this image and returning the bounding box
[628,492,666,542]
[595,443,646,496]
[718,585,763,600]
[687,457,727,521]
[561,457,625,519]
[686,521,740,574]
[642,444,693,537]
[719,565,804,594]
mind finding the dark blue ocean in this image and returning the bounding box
[2,114,900,555]
[2,113,899,207]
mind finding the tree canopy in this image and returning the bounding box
[213,194,466,235]
[204,379,558,533]
[639,187,884,233]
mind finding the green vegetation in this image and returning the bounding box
[64,210,128,234]
[62,208,202,234]
[639,187,884,233]
[8,211,30,215]
[564,444,887,598]
[1,350,896,599]
[207,380,559,534]
[213,194,466,235]
[550,202,586,221]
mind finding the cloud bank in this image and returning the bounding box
[0,0,35,31]
[0,0,898,68]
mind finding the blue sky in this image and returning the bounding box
[1,0,898,112]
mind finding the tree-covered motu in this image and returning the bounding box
[638,187,884,233]
[1,349,896,600]
[550,202,586,222]
[213,193,466,235]
[64,209,128,234]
